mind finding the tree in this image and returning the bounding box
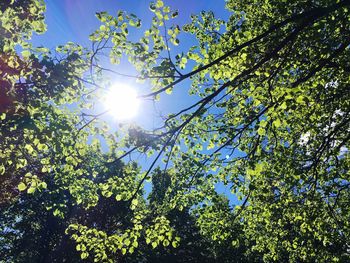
[126,168,256,263]
[1,0,350,262]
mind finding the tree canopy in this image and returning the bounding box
[1,0,349,262]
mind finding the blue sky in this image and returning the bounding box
[31,1,232,129]
[31,0,238,205]
[32,1,230,49]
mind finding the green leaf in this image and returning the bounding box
[81,252,88,259]
[163,239,170,246]
[257,128,266,136]
[296,95,304,104]
[18,182,27,191]
[124,238,131,246]
[100,25,107,31]
[149,3,156,11]
[132,199,138,206]
[21,50,31,58]
[0,165,5,175]
[155,0,164,8]
[172,241,179,248]
[25,144,34,154]
[281,101,287,110]
[40,182,47,189]
[27,187,36,194]
[273,119,281,128]
[231,240,239,248]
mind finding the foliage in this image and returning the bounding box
[1,0,350,262]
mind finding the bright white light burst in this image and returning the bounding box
[105,83,140,120]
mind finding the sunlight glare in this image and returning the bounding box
[105,83,140,120]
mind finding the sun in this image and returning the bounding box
[104,83,140,120]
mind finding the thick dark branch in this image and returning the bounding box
[140,0,349,98]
